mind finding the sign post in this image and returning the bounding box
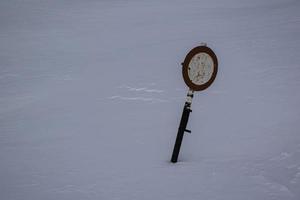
[171,44,218,163]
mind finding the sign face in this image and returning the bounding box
[182,46,218,91]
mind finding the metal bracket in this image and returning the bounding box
[185,129,191,134]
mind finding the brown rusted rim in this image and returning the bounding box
[182,46,218,91]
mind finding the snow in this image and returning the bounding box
[1,0,300,199]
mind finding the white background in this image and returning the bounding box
[1,0,300,199]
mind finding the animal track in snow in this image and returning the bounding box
[117,85,164,93]
[106,84,170,103]
[108,95,168,103]
[106,84,187,104]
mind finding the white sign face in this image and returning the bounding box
[187,52,214,86]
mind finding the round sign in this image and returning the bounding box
[182,45,218,91]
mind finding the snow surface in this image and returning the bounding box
[1,0,300,199]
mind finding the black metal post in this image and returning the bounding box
[171,90,194,163]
